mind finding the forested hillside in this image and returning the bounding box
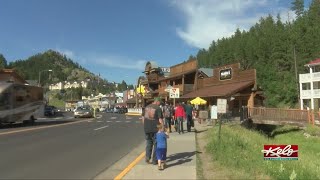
[0,50,132,100]
[7,50,92,85]
[196,0,320,107]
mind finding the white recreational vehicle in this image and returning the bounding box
[0,82,45,125]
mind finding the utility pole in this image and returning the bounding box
[294,45,300,106]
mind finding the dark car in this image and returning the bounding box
[74,106,93,118]
[44,106,56,116]
[105,108,113,113]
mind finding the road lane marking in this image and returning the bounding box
[125,121,130,123]
[106,121,111,122]
[97,121,102,123]
[116,121,121,123]
[0,119,90,136]
[94,125,109,131]
[114,152,145,180]
[111,117,117,119]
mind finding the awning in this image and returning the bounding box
[181,81,254,98]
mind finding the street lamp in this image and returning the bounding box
[38,69,52,87]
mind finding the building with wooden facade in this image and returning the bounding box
[138,60,264,117]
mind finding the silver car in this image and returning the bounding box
[74,106,93,118]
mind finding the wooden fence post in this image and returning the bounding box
[312,110,315,126]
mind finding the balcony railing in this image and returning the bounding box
[300,89,320,99]
[299,72,320,83]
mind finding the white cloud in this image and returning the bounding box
[171,0,294,49]
[55,48,146,71]
[92,55,147,70]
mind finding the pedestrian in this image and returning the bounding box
[163,102,173,133]
[185,101,194,132]
[141,97,164,165]
[156,123,169,170]
[174,102,186,134]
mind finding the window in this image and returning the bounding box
[313,81,320,89]
[302,83,311,90]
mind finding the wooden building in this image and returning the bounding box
[139,60,264,117]
[0,69,28,84]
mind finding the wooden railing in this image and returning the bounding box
[248,107,310,123]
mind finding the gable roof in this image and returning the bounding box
[198,68,213,77]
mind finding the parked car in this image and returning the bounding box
[105,108,113,113]
[44,105,57,116]
[74,106,93,118]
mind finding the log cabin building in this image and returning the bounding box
[137,60,264,117]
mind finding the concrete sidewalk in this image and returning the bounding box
[122,122,197,179]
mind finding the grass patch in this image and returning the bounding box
[206,124,320,179]
[304,124,320,137]
[48,98,65,108]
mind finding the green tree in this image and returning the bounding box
[291,0,305,17]
[0,54,7,69]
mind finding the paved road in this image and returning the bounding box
[0,112,144,179]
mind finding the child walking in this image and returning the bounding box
[156,123,169,170]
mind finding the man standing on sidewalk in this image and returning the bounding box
[184,101,194,132]
[174,102,186,134]
[142,97,164,165]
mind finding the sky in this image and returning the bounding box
[0,0,311,85]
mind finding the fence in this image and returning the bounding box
[244,107,317,126]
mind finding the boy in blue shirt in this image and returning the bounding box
[156,124,169,170]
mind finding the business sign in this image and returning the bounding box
[211,105,218,119]
[220,68,232,80]
[217,98,227,113]
[262,145,298,160]
[165,85,173,92]
[169,88,179,98]
[160,67,170,73]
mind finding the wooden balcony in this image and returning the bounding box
[156,84,194,95]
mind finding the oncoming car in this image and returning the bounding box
[74,106,93,118]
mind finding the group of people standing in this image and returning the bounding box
[141,97,195,171]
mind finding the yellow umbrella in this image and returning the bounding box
[190,97,207,105]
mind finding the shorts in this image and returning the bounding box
[156,148,167,161]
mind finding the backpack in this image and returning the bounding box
[164,105,172,118]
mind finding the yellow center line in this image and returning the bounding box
[114,152,145,180]
[0,119,90,136]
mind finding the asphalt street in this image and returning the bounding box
[0,112,144,179]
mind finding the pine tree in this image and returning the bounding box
[0,54,7,69]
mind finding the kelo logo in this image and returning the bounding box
[262,145,298,160]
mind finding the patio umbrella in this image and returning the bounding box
[190,97,207,105]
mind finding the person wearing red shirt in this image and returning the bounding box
[174,102,186,134]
